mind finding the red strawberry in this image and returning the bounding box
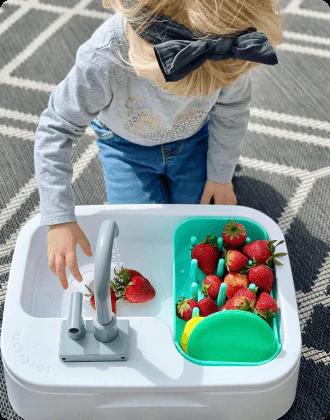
[111,288,117,312]
[126,269,142,277]
[224,272,248,298]
[255,292,278,321]
[197,297,219,317]
[234,287,257,301]
[248,264,273,293]
[225,249,248,272]
[86,285,117,314]
[243,240,286,266]
[124,275,155,303]
[191,235,220,275]
[111,267,143,297]
[222,222,247,249]
[223,287,256,311]
[111,267,155,303]
[202,275,222,300]
[176,298,198,321]
[117,268,143,278]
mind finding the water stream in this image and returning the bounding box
[112,238,123,272]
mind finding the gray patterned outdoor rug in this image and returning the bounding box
[0,0,330,419]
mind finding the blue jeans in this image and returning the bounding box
[91,119,208,204]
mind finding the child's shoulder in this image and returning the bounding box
[87,14,119,52]
[79,13,124,64]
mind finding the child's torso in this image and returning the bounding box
[89,13,220,145]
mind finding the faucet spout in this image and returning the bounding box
[93,219,119,342]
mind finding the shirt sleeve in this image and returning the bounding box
[34,42,113,226]
[207,72,252,184]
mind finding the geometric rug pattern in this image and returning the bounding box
[0,0,329,418]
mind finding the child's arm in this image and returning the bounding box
[34,42,112,287]
[34,42,112,226]
[201,72,252,204]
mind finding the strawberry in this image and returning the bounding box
[111,267,155,303]
[202,275,222,300]
[242,240,286,266]
[111,288,117,312]
[111,267,143,298]
[223,287,256,311]
[248,264,273,293]
[197,297,219,317]
[235,287,257,300]
[255,292,278,321]
[222,221,247,249]
[85,285,117,314]
[124,275,155,303]
[225,249,248,272]
[224,272,248,298]
[191,235,220,275]
[125,269,142,277]
[176,298,198,321]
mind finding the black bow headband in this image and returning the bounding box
[131,15,278,82]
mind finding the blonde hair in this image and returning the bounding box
[104,0,283,96]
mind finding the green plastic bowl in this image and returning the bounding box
[173,216,282,366]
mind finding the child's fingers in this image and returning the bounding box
[48,252,56,275]
[78,230,92,256]
[55,254,68,289]
[213,191,237,205]
[200,188,213,204]
[66,251,83,282]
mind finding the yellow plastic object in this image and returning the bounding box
[180,316,204,353]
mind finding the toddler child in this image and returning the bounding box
[34,0,282,288]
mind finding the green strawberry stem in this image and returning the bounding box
[201,284,210,296]
[111,267,132,299]
[203,234,217,246]
[267,240,287,266]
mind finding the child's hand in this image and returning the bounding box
[48,222,92,289]
[200,181,237,205]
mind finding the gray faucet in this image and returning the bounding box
[93,219,119,342]
[59,219,129,362]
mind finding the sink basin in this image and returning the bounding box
[1,205,301,420]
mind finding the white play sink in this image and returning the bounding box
[1,205,301,420]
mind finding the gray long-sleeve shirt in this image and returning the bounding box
[34,13,252,226]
